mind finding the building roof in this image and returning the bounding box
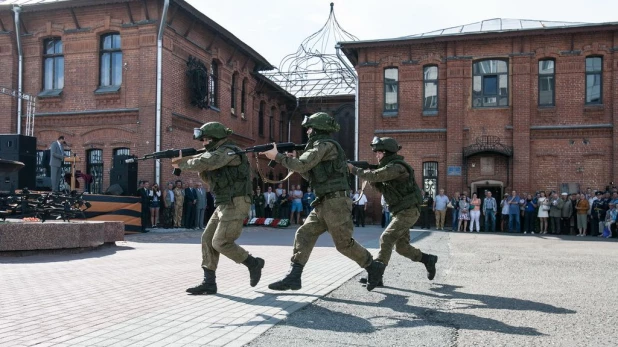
[338,18,618,65]
[0,0,275,71]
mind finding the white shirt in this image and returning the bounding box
[352,193,367,206]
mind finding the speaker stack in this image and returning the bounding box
[0,134,37,192]
[109,154,138,196]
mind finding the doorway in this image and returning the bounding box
[470,181,504,231]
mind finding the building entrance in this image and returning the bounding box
[471,181,504,232]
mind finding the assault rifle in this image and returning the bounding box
[228,142,306,167]
[127,148,207,176]
[347,161,379,171]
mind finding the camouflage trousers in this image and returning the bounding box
[201,195,251,271]
[376,207,423,265]
[290,195,372,268]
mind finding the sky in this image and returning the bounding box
[186,0,618,68]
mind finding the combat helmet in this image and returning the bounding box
[371,136,401,153]
[301,112,340,133]
[193,122,233,140]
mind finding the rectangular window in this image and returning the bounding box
[538,59,555,106]
[384,68,398,113]
[43,38,64,92]
[472,60,508,107]
[585,57,602,104]
[423,66,438,111]
[99,33,122,88]
[87,149,104,194]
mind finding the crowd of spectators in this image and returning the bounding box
[137,179,215,231]
[249,183,316,225]
[425,187,618,238]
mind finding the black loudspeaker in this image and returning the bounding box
[0,134,37,192]
[109,155,138,196]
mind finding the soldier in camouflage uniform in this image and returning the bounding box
[172,122,265,294]
[261,112,386,291]
[348,137,438,285]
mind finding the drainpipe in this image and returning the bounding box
[155,0,170,185]
[13,6,23,135]
[287,98,300,192]
[336,44,358,189]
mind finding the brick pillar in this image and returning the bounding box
[511,55,532,192]
[445,58,469,193]
[612,32,618,183]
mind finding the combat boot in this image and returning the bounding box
[421,253,438,280]
[186,268,217,294]
[268,262,303,291]
[365,260,386,291]
[359,276,384,287]
[242,255,265,287]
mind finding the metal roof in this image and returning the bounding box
[0,0,75,5]
[399,18,590,40]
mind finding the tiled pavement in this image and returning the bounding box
[0,225,389,347]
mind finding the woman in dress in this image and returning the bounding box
[469,193,481,232]
[149,183,161,228]
[537,191,550,234]
[458,194,470,232]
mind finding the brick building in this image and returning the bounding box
[0,0,303,194]
[340,18,618,222]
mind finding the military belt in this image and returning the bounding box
[321,190,350,201]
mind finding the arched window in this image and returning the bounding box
[241,78,247,118]
[384,67,398,114]
[269,107,276,141]
[422,162,438,198]
[538,59,555,106]
[42,37,64,93]
[258,101,265,136]
[87,149,104,194]
[231,72,238,114]
[585,56,602,104]
[472,59,508,107]
[423,65,438,112]
[210,60,219,108]
[99,33,122,89]
[279,111,286,142]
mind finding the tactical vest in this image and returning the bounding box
[306,139,350,197]
[380,158,422,214]
[202,142,252,206]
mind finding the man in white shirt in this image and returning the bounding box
[352,189,368,227]
[264,186,276,218]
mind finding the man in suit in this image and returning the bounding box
[136,180,151,232]
[195,182,207,229]
[49,136,65,192]
[183,179,197,229]
[264,186,276,218]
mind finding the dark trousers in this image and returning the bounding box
[183,203,196,228]
[420,208,431,229]
[524,211,535,233]
[265,206,273,218]
[591,217,600,236]
[550,216,561,234]
[561,217,571,235]
[140,205,151,231]
[354,205,365,227]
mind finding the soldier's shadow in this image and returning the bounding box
[217,290,546,336]
[396,283,576,314]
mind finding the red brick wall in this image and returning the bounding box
[355,30,618,223]
[0,0,300,193]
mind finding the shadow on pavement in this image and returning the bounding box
[318,291,547,336]
[213,288,548,336]
[0,245,135,263]
[398,284,576,314]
